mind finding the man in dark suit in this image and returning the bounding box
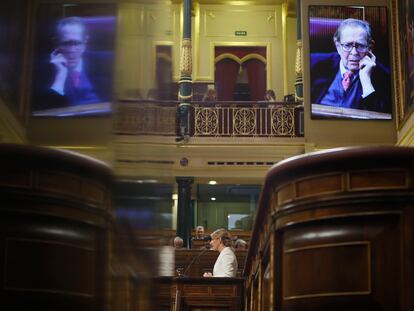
[34,17,112,110]
[310,18,391,114]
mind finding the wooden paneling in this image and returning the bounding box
[173,277,243,311]
[275,169,409,205]
[277,183,293,206]
[0,143,112,311]
[5,238,95,296]
[154,276,244,310]
[283,242,371,299]
[245,146,414,311]
[36,171,81,197]
[183,284,210,295]
[348,169,408,190]
[81,181,106,205]
[295,173,343,198]
[0,169,31,187]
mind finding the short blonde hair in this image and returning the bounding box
[211,228,232,247]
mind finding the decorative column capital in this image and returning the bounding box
[176,176,194,186]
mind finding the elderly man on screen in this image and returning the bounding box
[310,18,391,113]
[48,17,100,106]
[33,16,115,112]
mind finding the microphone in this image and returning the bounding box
[180,248,209,277]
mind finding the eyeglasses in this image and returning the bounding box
[59,40,85,48]
[340,42,368,53]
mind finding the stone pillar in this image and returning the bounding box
[176,177,193,247]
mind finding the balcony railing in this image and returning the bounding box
[116,99,304,137]
[115,100,177,136]
[192,101,303,137]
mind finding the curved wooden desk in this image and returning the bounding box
[0,143,112,311]
[245,146,414,311]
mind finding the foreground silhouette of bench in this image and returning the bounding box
[0,143,112,311]
[245,146,414,310]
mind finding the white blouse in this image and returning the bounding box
[213,247,238,277]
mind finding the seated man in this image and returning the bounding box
[192,225,210,249]
[173,236,184,249]
[193,225,206,240]
[234,238,248,251]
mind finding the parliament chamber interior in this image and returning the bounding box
[1,0,414,310]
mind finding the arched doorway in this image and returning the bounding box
[214,46,267,101]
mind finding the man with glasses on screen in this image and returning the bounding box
[310,18,391,114]
[48,16,100,106]
[34,16,108,111]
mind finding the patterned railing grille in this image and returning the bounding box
[193,103,303,137]
[116,100,177,135]
[116,100,304,137]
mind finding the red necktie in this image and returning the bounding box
[70,71,81,88]
[342,71,353,91]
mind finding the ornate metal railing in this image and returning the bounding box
[192,102,303,137]
[116,100,304,137]
[115,100,177,135]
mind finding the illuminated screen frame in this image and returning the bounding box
[304,4,392,120]
[31,4,116,117]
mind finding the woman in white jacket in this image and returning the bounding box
[203,228,238,277]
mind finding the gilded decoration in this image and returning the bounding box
[178,93,193,100]
[193,103,302,137]
[295,40,302,77]
[233,108,257,135]
[214,53,268,77]
[271,106,295,136]
[116,102,176,135]
[214,53,267,65]
[180,38,192,75]
[195,106,219,135]
[117,102,302,138]
[295,39,304,101]
[393,0,414,128]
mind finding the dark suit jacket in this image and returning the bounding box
[310,53,391,113]
[33,51,113,111]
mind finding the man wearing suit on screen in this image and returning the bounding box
[34,16,112,111]
[310,18,391,114]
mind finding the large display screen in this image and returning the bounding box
[309,6,392,120]
[32,6,116,117]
